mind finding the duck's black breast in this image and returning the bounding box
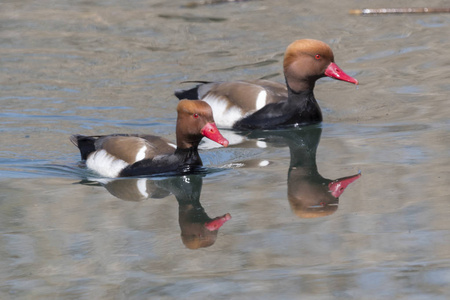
[232,90,322,130]
[119,147,203,177]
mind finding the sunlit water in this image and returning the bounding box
[1,0,450,299]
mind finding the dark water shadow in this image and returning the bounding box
[183,0,261,8]
[158,13,227,23]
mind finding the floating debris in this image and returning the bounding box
[350,7,450,15]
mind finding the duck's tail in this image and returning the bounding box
[70,134,97,160]
[174,81,212,100]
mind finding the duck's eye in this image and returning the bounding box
[193,113,199,118]
[315,54,321,60]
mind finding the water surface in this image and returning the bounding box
[1,0,450,299]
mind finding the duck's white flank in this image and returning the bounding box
[135,145,147,162]
[86,149,129,178]
[202,96,244,128]
[255,90,267,110]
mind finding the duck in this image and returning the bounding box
[175,39,359,130]
[70,100,229,178]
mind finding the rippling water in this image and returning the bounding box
[1,0,450,299]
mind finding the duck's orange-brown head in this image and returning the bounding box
[176,100,229,149]
[283,39,358,92]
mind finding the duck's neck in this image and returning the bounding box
[285,74,317,94]
[287,86,315,103]
[174,146,203,171]
[284,82,323,124]
[176,130,203,149]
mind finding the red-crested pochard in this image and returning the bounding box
[175,39,358,130]
[70,100,229,178]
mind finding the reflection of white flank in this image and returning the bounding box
[86,150,129,178]
[259,160,270,167]
[256,90,267,110]
[135,145,147,162]
[136,178,149,198]
[256,141,267,148]
[89,177,114,185]
[202,96,244,128]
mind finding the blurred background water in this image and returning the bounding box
[1,0,449,299]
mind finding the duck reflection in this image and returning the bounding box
[85,175,231,249]
[246,126,361,218]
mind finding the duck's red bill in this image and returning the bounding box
[204,213,232,231]
[325,62,359,85]
[328,172,361,198]
[201,122,229,147]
